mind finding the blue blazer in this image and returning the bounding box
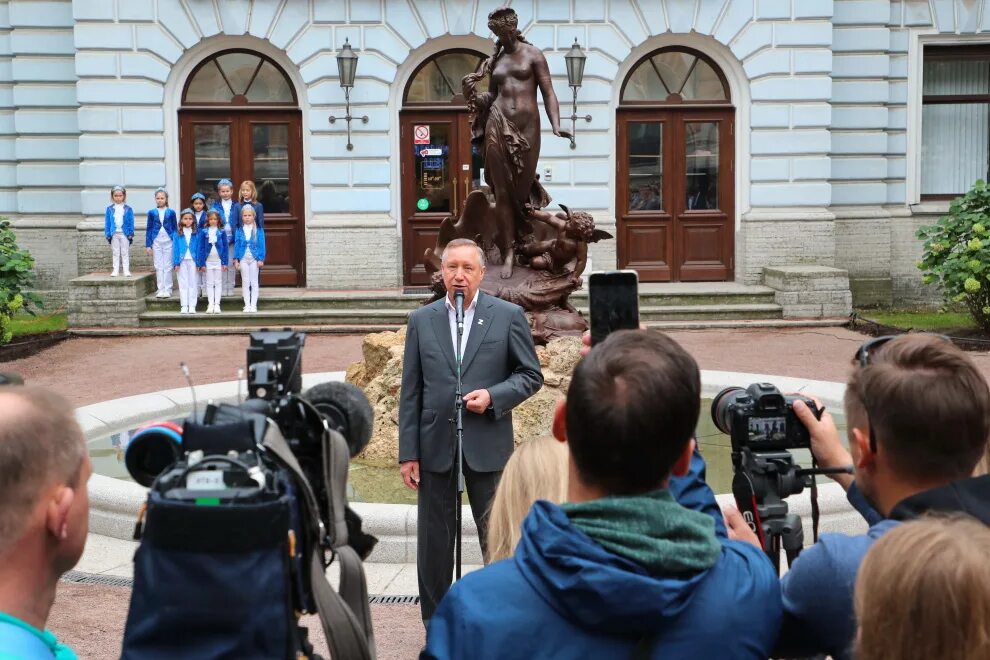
[233,227,266,262]
[171,230,200,268]
[212,200,241,242]
[144,208,177,248]
[194,211,208,230]
[195,228,229,267]
[104,204,135,239]
[237,201,264,230]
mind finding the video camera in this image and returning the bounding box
[712,383,836,572]
[121,330,377,660]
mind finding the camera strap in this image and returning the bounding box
[810,456,820,544]
[262,423,375,660]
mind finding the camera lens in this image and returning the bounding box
[711,386,746,435]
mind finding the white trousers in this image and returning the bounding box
[151,233,173,294]
[110,233,130,274]
[176,258,198,311]
[223,241,236,293]
[205,264,223,308]
[240,255,260,309]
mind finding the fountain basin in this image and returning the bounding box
[83,370,864,564]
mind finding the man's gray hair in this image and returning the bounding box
[441,238,486,267]
[0,386,85,555]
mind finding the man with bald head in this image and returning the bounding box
[399,238,543,625]
[0,385,91,659]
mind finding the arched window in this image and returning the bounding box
[183,50,296,106]
[404,50,489,105]
[621,47,730,105]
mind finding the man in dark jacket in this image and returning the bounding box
[422,330,781,659]
[724,334,990,660]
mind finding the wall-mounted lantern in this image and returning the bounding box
[328,39,369,151]
[564,38,592,150]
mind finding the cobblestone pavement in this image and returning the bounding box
[28,327,990,659]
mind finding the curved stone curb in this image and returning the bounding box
[85,370,854,564]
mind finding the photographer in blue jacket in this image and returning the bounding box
[423,330,781,659]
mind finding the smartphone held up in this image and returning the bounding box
[589,270,640,346]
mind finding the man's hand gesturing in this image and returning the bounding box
[463,389,492,414]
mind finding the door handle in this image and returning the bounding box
[463,177,469,205]
[452,176,458,213]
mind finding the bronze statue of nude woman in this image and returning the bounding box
[462,6,571,278]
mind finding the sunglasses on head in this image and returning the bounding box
[853,333,953,452]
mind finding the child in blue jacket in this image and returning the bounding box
[145,187,177,298]
[237,180,265,230]
[233,204,265,313]
[104,185,135,277]
[191,192,209,298]
[212,178,240,295]
[172,208,200,314]
[197,208,229,314]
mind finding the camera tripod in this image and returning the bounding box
[732,448,852,574]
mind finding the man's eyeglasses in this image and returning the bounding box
[853,333,953,452]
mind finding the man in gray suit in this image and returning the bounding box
[399,238,543,625]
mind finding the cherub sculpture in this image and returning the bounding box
[516,204,612,285]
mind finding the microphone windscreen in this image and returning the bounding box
[303,380,374,457]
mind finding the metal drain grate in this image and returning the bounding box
[369,595,420,605]
[63,570,420,605]
[62,570,133,588]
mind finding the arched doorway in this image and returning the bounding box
[179,49,305,286]
[399,49,488,285]
[617,47,735,282]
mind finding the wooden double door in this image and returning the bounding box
[400,111,483,286]
[180,110,305,286]
[617,108,734,281]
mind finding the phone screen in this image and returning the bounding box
[589,271,640,345]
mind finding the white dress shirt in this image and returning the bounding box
[113,203,125,233]
[155,207,168,241]
[445,293,478,359]
[182,228,193,260]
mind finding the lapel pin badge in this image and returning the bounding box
[477,319,485,325]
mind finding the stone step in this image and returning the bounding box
[136,302,782,329]
[142,284,777,312]
[138,308,411,328]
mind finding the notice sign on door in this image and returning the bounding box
[414,125,430,144]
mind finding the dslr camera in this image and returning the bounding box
[712,383,826,572]
[121,330,377,660]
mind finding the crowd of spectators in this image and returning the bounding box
[2,328,989,659]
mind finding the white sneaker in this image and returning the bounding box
[243,305,250,312]
[123,271,132,277]
[214,306,221,314]
[206,304,214,314]
[180,308,188,315]
[110,271,118,277]
[251,306,258,313]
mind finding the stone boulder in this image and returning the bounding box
[348,330,583,466]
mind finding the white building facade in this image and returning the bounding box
[5,0,987,306]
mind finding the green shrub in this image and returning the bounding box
[0,218,42,344]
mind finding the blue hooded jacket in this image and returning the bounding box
[144,207,177,248]
[104,204,135,239]
[423,453,781,659]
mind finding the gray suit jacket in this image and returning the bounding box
[398,292,543,473]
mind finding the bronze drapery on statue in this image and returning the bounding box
[423,6,612,344]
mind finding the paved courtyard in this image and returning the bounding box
[9,327,990,659]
